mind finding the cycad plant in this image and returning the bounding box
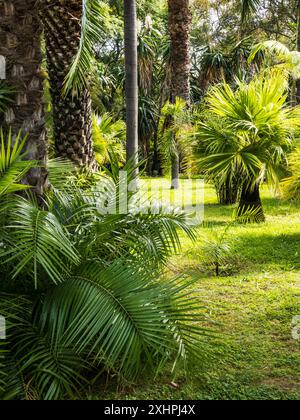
[196,69,300,222]
[0,137,210,400]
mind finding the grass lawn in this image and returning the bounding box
[93,179,300,400]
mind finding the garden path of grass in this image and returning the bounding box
[98,180,300,400]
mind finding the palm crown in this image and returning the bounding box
[196,69,300,220]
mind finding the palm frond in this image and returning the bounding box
[241,0,261,22]
[0,130,38,198]
[38,261,210,381]
[1,197,79,288]
[0,82,15,113]
[63,0,112,96]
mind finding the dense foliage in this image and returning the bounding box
[0,0,300,401]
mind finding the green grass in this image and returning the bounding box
[91,179,300,401]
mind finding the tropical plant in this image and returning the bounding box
[281,148,300,201]
[249,41,300,77]
[198,225,233,277]
[0,82,14,114]
[0,142,210,400]
[196,69,300,222]
[168,0,192,189]
[249,40,300,104]
[92,113,126,166]
[0,130,39,198]
[159,98,194,180]
[241,0,261,22]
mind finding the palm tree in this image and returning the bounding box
[0,0,48,195]
[249,40,300,105]
[124,0,139,171]
[196,70,300,222]
[43,0,98,170]
[0,146,209,400]
[242,0,300,102]
[168,0,192,189]
[241,0,261,22]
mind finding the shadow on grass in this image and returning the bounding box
[233,232,300,269]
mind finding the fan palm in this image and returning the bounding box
[281,148,300,201]
[196,69,300,222]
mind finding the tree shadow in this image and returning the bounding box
[233,232,300,268]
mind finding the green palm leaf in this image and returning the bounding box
[1,198,79,288]
[38,261,210,380]
[0,130,38,198]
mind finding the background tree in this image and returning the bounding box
[124,0,139,170]
[0,0,47,195]
[168,0,192,189]
[43,0,97,169]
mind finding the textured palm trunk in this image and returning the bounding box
[237,183,265,223]
[217,176,240,205]
[124,0,139,173]
[0,0,47,196]
[43,0,97,170]
[168,0,191,189]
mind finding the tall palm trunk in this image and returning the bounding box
[168,0,191,189]
[237,183,265,223]
[43,0,97,170]
[124,0,138,172]
[296,0,300,104]
[0,0,47,196]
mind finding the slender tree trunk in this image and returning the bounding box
[124,0,139,173]
[237,183,265,223]
[296,0,300,104]
[0,0,47,196]
[168,0,191,189]
[43,0,97,170]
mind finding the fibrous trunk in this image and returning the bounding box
[237,183,265,223]
[168,0,191,189]
[217,177,240,205]
[0,0,47,196]
[43,0,97,170]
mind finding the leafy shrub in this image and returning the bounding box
[0,135,210,400]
